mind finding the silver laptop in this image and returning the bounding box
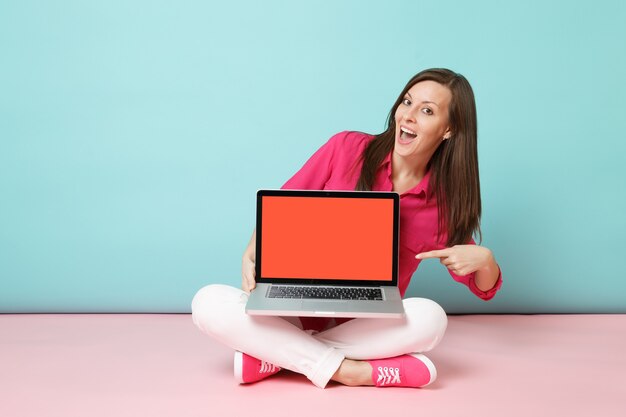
[245,189,405,318]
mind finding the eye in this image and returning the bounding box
[402,98,411,106]
[421,107,433,115]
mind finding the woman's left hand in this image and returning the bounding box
[416,245,494,276]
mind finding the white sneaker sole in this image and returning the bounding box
[233,351,244,384]
[409,353,437,386]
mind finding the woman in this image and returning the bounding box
[192,68,502,389]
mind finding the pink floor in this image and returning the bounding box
[1,314,625,417]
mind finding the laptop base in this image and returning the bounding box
[245,284,405,319]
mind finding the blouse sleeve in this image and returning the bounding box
[281,132,346,190]
[449,267,503,301]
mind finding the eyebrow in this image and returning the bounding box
[405,93,440,108]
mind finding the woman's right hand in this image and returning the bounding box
[242,255,256,293]
[241,229,257,293]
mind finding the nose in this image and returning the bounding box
[399,105,417,123]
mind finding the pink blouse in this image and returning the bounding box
[281,131,503,306]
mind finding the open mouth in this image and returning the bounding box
[399,126,417,143]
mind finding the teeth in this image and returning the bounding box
[401,127,416,135]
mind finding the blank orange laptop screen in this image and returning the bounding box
[260,196,394,281]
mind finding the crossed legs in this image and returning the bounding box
[191,284,447,388]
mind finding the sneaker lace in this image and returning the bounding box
[260,361,277,374]
[377,366,401,385]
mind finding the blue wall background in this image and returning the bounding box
[1,0,625,313]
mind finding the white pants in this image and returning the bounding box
[191,284,447,388]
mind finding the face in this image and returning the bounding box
[394,80,453,160]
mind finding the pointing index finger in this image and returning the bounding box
[416,249,451,260]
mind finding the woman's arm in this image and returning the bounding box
[416,245,501,293]
[473,249,500,292]
[241,229,256,293]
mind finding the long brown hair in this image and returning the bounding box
[356,68,481,247]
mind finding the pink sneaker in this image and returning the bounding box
[234,351,281,384]
[368,353,437,388]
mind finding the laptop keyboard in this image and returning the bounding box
[268,286,383,300]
